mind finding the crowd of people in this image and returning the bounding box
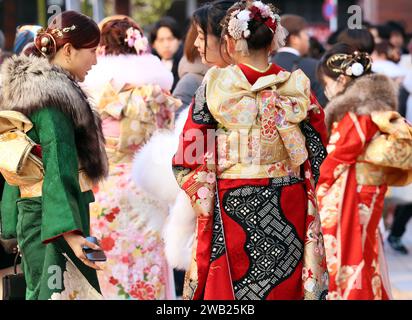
[0,0,411,300]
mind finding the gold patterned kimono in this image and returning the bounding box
[173,63,329,300]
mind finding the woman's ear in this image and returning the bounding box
[268,38,277,56]
[337,74,350,86]
[224,35,236,56]
[62,42,73,58]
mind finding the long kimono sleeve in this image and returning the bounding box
[172,84,217,217]
[31,108,85,244]
[300,93,328,185]
[0,182,20,239]
[317,112,378,188]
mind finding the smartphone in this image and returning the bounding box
[82,236,107,262]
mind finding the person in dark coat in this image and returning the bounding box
[150,17,183,91]
[271,14,328,107]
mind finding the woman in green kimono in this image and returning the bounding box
[0,11,108,300]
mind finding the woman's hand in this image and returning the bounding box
[63,233,103,270]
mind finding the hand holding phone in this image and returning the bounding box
[82,236,107,262]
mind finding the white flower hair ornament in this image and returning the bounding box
[346,62,364,77]
[226,1,285,56]
[327,51,372,78]
[125,27,149,55]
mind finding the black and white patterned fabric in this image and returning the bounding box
[300,121,327,185]
[222,185,304,300]
[210,191,226,262]
[192,82,217,125]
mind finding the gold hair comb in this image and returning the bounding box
[50,25,76,38]
[326,51,372,77]
[326,53,350,74]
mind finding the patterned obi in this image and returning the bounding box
[18,169,93,198]
[0,110,93,198]
[204,66,312,180]
[215,124,305,179]
[356,111,412,186]
[96,82,180,166]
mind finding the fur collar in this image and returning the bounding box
[1,55,108,183]
[325,74,398,132]
[83,54,173,95]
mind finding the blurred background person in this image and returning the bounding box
[12,25,42,55]
[364,22,382,45]
[337,27,375,54]
[325,27,345,51]
[308,36,326,60]
[83,16,181,300]
[172,22,209,116]
[386,21,408,54]
[149,16,183,91]
[271,14,328,107]
[372,40,406,82]
[400,39,412,71]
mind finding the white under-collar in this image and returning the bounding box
[277,47,301,57]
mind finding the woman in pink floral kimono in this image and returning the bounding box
[83,16,181,299]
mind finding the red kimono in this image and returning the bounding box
[317,113,391,300]
[173,63,329,300]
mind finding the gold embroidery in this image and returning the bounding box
[204,65,310,179]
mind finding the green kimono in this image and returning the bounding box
[1,108,101,300]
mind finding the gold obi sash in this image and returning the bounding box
[96,81,181,166]
[356,111,412,186]
[0,111,93,198]
[18,170,93,198]
[205,65,311,179]
[104,136,135,165]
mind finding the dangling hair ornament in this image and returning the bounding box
[125,27,149,55]
[226,1,286,56]
[35,25,77,57]
[35,29,57,57]
[326,51,372,77]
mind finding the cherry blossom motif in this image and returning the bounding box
[129,280,156,300]
[206,172,216,184]
[90,162,169,300]
[101,235,116,251]
[261,103,278,140]
[125,27,149,54]
[261,116,277,140]
[197,186,210,200]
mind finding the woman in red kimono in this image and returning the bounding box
[316,44,412,300]
[172,0,329,300]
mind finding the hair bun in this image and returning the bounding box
[326,50,372,78]
[35,31,57,57]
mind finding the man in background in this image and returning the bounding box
[271,14,328,107]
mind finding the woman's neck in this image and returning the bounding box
[235,51,270,71]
